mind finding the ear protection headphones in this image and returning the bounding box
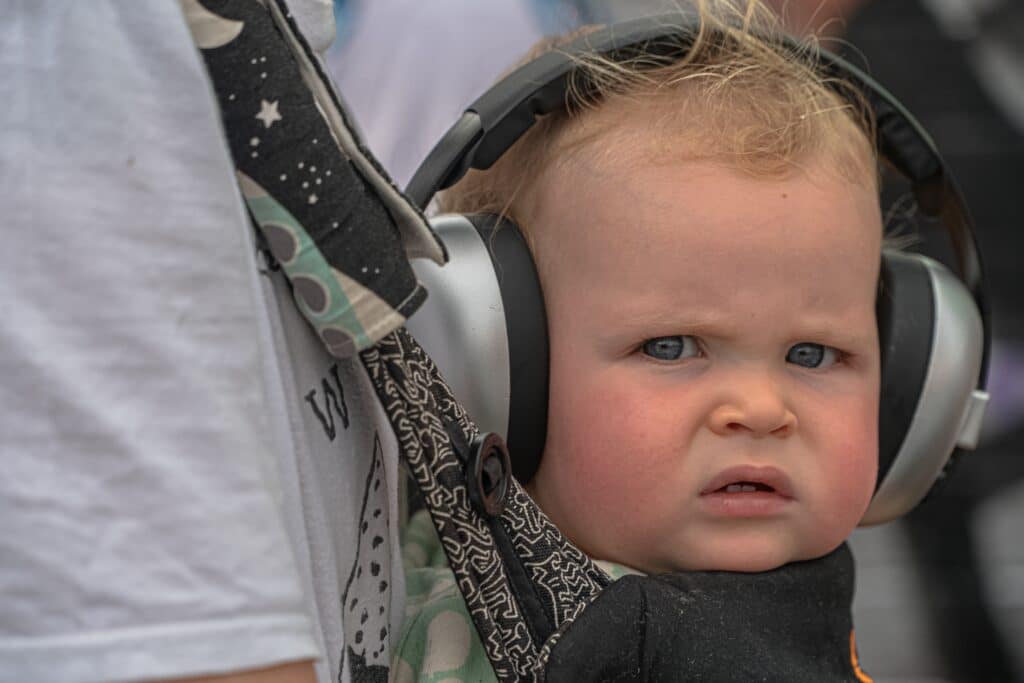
[404,14,991,525]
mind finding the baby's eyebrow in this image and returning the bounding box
[612,310,730,337]
[785,316,878,349]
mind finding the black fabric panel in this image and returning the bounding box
[545,544,862,682]
[199,0,424,319]
[269,0,443,262]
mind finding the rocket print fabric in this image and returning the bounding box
[341,434,393,679]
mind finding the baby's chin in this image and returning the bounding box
[641,539,839,575]
[643,555,789,575]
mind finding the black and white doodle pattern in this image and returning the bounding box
[361,329,611,681]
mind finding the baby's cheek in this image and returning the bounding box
[556,386,675,506]
[819,408,878,523]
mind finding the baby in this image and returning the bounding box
[396,0,881,677]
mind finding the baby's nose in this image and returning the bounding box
[708,378,797,437]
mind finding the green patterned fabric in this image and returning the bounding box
[392,511,640,682]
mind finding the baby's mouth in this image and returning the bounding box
[700,466,795,499]
[699,466,795,517]
[717,482,777,494]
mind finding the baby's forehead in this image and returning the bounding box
[544,88,878,196]
[530,154,882,304]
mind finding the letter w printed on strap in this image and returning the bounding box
[185,2,609,680]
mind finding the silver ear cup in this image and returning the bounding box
[405,215,512,441]
[862,253,989,525]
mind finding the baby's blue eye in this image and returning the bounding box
[641,335,700,361]
[786,342,839,369]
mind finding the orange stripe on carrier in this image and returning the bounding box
[850,630,874,683]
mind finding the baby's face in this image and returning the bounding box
[524,153,881,574]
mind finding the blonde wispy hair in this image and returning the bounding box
[438,0,878,236]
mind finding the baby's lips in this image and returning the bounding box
[700,465,795,498]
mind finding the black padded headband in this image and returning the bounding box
[407,14,989,358]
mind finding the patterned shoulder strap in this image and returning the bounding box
[362,330,609,681]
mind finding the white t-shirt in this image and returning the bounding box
[0,2,403,682]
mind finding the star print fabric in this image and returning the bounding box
[189,0,443,357]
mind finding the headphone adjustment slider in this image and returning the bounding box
[956,389,990,450]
